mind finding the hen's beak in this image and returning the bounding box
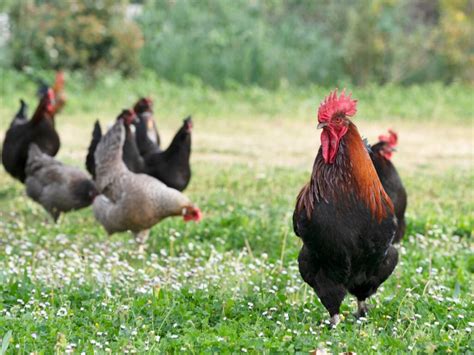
[317,122,328,129]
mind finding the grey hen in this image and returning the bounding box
[93,119,201,251]
[25,144,98,221]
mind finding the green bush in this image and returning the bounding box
[138,0,473,88]
[8,0,143,77]
[3,0,473,87]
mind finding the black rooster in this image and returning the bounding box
[293,90,398,326]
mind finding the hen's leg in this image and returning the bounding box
[134,230,150,253]
[349,246,398,317]
[298,246,346,326]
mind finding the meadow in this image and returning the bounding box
[0,73,473,353]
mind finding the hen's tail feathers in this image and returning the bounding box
[94,120,126,191]
[86,120,102,178]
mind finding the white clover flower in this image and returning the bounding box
[56,307,67,317]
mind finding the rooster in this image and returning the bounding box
[370,130,407,243]
[133,97,161,155]
[85,109,144,178]
[93,117,201,251]
[293,90,398,326]
[25,144,98,222]
[2,89,60,182]
[138,117,193,191]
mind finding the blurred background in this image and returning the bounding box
[0,0,472,87]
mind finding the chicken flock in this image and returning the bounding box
[1,73,200,251]
[1,75,407,326]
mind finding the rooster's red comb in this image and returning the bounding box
[53,71,65,93]
[318,89,357,123]
[378,129,398,146]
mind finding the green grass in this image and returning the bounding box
[1,69,473,132]
[0,80,473,353]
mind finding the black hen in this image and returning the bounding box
[85,110,144,178]
[133,97,161,155]
[370,130,407,243]
[141,117,192,191]
[2,89,60,182]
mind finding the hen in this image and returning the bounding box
[370,130,407,243]
[93,118,201,250]
[25,144,98,221]
[139,117,193,191]
[293,90,398,326]
[2,89,60,182]
[133,97,161,155]
[85,109,144,178]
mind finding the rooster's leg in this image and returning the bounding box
[134,229,150,253]
[298,246,346,327]
[356,301,368,318]
[350,246,399,317]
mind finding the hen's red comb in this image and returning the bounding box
[318,89,357,123]
[379,129,398,146]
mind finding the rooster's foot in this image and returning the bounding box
[354,300,369,318]
[329,314,340,328]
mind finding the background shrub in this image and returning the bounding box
[2,0,473,87]
[7,0,143,77]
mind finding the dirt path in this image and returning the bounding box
[35,115,474,174]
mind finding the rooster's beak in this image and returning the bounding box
[317,122,328,129]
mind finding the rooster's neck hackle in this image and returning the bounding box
[297,123,393,221]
